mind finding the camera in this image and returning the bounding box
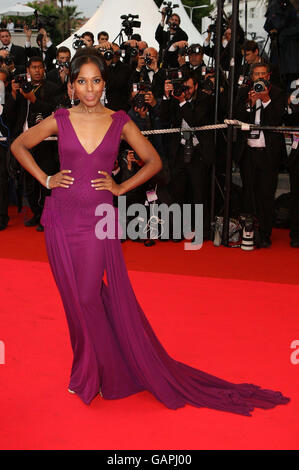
[122,149,141,165]
[99,48,114,61]
[178,46,188,56]
[188,45,203,55]
[144,54,153,66]
[161,1,179,23]
[132,82,152,93]
[120,14,141,38]
[54,60,70,71]
[207,16,228,38]
[252,78,269,93]
[72,34,86,50]
[201,77,215,93]
[132,82,151,109]
[4,54,14,66]
[165,68,188,96]
[14,74,33,93]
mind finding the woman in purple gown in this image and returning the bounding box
[11,48,290,416]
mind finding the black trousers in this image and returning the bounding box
[289,148,299,241]
[23,141,59,218]
[167,144,210,236]
[239,146,278,238]
[0,145,9,224]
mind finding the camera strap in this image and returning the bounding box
[248,101,262,139]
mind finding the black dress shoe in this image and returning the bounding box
[290,239,299,248]
[25,215,40,227]
[0,223,7,231]
[260,236,272,248]
[36,223,44,232]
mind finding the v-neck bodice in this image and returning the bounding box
[66,109,116,156]
[42,107,131,229]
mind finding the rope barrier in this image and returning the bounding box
[1,122,299,142]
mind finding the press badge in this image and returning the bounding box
[249,130,261,139]
[292,140,298,150]
[146,189,158,203]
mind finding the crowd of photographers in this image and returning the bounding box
[1,5,299,248]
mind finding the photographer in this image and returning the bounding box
[178,43,206,84]
[24,27,57,72]
[120,39,148,69]
[239,40,283,89]
[203,26,242,76]
[155,8,188,68]
[0,67,17,230]
[46,46,71,93]
[160,71,215,239]
[97,31,109,45]
[233,63,287,247]
[10,56,60,231]
[81,31,94,47]
[0,28,26,69]
[104,43,131,111]
[130,47,166,99]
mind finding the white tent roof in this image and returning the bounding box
[59,0,203,55]
[0,3,35,17]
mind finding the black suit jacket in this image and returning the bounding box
[9,79,60,138]
[155,24,188,68]
[159,91,216,167]
[9,44,27,67]
[129,67,166,99]
[105,61,132,112]
[233,84,287,168]
[25,44,57,71]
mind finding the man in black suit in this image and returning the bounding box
[129,47,166,100]
[0,28,26,69]
[10,56,60,231]
[155,10,188,68]
[24,27,57,72]
[46,46,71,95]
[233,63,287,247]
[159,71,215,238]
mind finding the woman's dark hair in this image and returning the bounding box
[69,47,108,83]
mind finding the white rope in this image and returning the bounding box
[1,120,298,142]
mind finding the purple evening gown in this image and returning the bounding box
[40,108,290,416]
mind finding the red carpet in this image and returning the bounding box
[0,207,298,449]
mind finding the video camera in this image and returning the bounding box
[72,34,86,50]
[120,14,141,38]
[14,74,33,93]
[160,1,179,24]
[165,68,189,97]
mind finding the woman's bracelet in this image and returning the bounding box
[46,175,51,189]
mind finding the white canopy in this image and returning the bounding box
[59,0,203,55]
[0,3,35,17]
